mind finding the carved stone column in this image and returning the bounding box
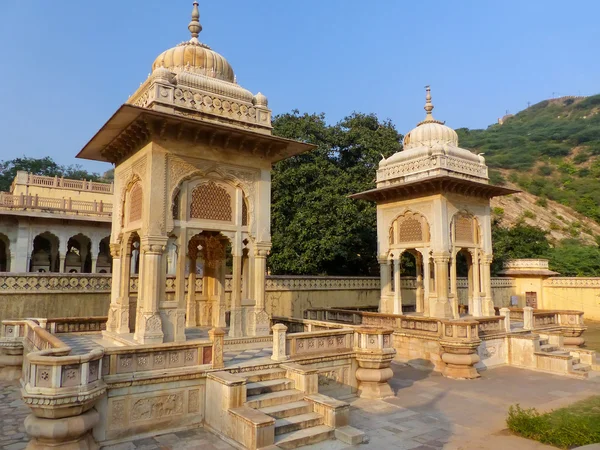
[138,237,166,344]
[249,245,270,336]
[431,253,452,318]
[392,254,402,315]
[481,254,495,316]
[449,252,459,319]
[423,254,431,317]
[415,252,424,313]
[106,243,122,334]
[229,240,243,337]
[116,241,132,334]
[471,249,482,317]
[186,257,197,328]
[378,256,391,313]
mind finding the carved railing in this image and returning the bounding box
[21,173,113,193]
[474,316,506,336]
[0,192,112,216]
[102,341,213,377]
[533,311,559,328]
[286,329,354,358]
[46,317,108,334]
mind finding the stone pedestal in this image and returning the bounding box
[271,324,289,362]
[25,408,99,450]
[210,327,225,369]
[439,320,481,379]
[0,341,23,381]
[354,328,396,399]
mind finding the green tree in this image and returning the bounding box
[491,221,551,275]
[0,157,101,192]
[549,240,600,276]
[269,111,401,275]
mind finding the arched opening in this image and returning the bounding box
[187,231,229,328]
[129,233,141,275]
[97,236,112,273]
[65,234,91,273]
[30,232,59,272]
[0,233,9,272]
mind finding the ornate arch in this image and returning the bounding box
[118,173,143,230]
[166,158,256,233]
[389,210,430,246]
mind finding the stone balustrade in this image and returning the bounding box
[286,329,354,359]
[17,172,114,193]
[474,316,506,336]
[0,192,112,216]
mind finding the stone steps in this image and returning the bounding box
[573,363,591,373]
[241,367,337,449]
[540,344,557,352]
[247,378,294,396]
[274,425,335,449]
[275,412,324,435]
[259,401,314,419]
[245,389,305,409]
[239,368,287,383]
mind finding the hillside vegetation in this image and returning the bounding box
[457,95,600,225]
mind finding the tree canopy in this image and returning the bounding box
[0,156,102,192]
[269,111,401,275]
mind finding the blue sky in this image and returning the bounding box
[0,1,598,174]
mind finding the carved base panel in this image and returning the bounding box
[138,313,164,345]
[106,384,205,441]
[229,308,243,338]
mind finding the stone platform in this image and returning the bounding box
[2,364,598,449]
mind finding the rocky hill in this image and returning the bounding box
[456,94,600,244]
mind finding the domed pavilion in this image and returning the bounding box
[77,2,315,343]
[352,87,518,319]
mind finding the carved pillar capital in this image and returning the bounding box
[109,243,121,258]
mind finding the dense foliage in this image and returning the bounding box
[269,111,401,275]
[456,94,600,222]
[0,157,102,192]
[507,398,600,448]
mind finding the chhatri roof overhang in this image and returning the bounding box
[350,175,519,202]
[76,104,316,165]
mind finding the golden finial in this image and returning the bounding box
[188,1,202,43]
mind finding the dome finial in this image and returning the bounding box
[188,1,202,43]
[424,85,435,122]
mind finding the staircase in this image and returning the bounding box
[538,338,592,378]
[239,368,335,449]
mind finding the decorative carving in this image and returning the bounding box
[188,390,199,413]
[131,393,183,422]
[128,183,143,223]
[145,315,162,333]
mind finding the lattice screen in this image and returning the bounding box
[129,183,143,223]
[190,182,232,221]
[398,217,423,243]
[455,214,474,243]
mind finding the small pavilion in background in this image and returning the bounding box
[77,2,314,343]
[352,87,518,319]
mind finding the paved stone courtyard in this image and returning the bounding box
[2,364,598,450]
